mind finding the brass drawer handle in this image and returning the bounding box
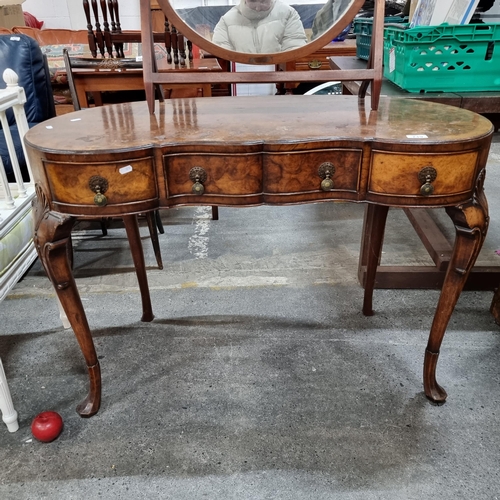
[189,166,207,195]
[308,59,322,69]
[89,175,109,206]
[418,166,437,196]
[318,162,335,191]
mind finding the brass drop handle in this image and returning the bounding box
[318,162,336,192]
[418,166,437,196]
[88,175,109,207]
[189,166,207,195]
[308,59,322,70]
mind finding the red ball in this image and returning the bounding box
[31,411,64,442]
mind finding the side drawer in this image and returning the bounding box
[45,157,157,206]
[368,151,479,198]
[164,152,262,197]
[265,148,362,194]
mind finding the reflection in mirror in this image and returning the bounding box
[212,0,307,53]
[170,0,357,54]
[311,0,354,40]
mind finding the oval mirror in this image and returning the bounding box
[155,0,366,65]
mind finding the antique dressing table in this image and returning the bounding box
[24,0,493,418]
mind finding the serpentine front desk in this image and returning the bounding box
[25,95,493,417]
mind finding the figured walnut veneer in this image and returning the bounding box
[25,95,493,417]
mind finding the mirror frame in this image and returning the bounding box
[140,0,385,114]
[155,0,366,65]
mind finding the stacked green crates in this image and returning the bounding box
[383,23,500,93]
[353,16,406,60]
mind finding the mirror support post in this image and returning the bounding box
[369,0,385,110]
[359,0,384,110]
[141,0,156,113]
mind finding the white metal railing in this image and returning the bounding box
[0,68,32,433]
[0,68,35,224]
[0,68,70,327]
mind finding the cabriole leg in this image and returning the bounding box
[33,188,101,417]
[424,184,489,403]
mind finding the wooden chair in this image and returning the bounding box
[62,49,214,108]
[63,49,165,268]
[83,0,191,64]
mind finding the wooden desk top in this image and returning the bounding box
[313,39,357,57]
[70,57,222,75]
[26,95,492,156]
[330,56,462,103]
[330,56,500,113]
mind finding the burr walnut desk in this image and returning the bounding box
[24,95,493,417]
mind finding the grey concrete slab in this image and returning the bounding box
[0,136,499,499]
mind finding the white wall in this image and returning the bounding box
[21,0,141,30]
[20,0,500,30]
[22,0,71,29]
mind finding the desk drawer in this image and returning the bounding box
[265,148,362,194]
[294,57,331,71]
[287,42,357,71]
[368,151,479,198]
[45,157,157,205]
[164,152,262,197]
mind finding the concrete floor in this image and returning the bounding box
[0,135,499,499]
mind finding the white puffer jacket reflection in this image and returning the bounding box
[212,0,307,53]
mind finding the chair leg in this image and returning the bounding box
[56,295,71,329]
[154,210,164,234]
[145,212,163,270]
[0,358,19,433]
[211,206,219,221]
[100,218,108,236]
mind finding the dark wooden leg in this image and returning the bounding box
[122,214,154,322]
[33,189,101,417]
[139,0,156,113]
[358,204,378,286]
[360,204,389,316]
[144,81,155,115]
[424,185,489,403]
[490,287,500,325]
[145,212,163,270]
[155,210,164,234]
[211,206,219,221]
[369,78,382,111]
[100,217,108,236]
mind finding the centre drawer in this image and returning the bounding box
[164,152,263,197]
[264,148,362,194]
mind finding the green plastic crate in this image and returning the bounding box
[383,23,500,92]
[353,16,406,60]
